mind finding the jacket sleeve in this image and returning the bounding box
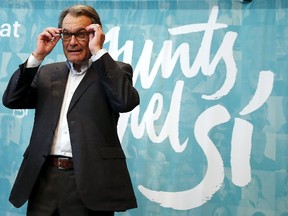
[2,62,39,109]
[93,53,140,112]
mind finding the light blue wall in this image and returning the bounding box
[0,0,287,215]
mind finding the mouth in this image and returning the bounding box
[68,49,82,53]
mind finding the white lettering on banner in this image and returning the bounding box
[167,6,237,101]
[239,71,275,115]
[143,81,188,152]
[139,104,230,210]
[0,21,21,37]
[12,109,28,118]
[230,70,274,187]
[231,118,253,187]
[137,71,273,209]
[113,6,275,210]
[118,81,188,153]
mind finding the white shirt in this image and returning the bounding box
[26,49,107,157]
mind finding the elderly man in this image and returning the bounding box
[2,4,139,216]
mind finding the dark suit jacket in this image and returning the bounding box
[2,53,139,211]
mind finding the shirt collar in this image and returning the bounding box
[66,59,92,76]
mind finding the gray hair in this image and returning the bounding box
[58,5,102,28]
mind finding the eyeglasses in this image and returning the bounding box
[61,31,90,41]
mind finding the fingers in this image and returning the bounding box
[40,27,62,42]
[34,27,62,61]
[86,24,105,54]
[86,24,103,36]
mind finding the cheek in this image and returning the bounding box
[81,42,90,52]
[85,48,91,56]
[83,47,92,58]
[62,42,68,53]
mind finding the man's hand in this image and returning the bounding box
[32,27,62,61]
[86,24,105,55]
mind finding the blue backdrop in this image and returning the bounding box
[0,0,287,215]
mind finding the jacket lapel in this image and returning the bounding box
[67,66,98,114]
[51,63,69,125]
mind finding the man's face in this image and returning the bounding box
[61,14,92,68]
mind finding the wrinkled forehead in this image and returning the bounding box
[61,14,93,32]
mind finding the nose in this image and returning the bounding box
[69,35,78,45]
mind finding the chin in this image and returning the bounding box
[68,57,84,64]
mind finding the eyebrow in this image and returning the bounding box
[61,28,87,33]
